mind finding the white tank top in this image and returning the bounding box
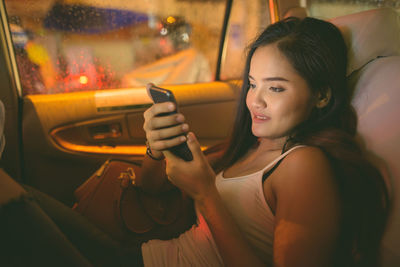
[141,145,305,266]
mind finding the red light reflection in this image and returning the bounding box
[79,75,89,85]
[52,48,118,93]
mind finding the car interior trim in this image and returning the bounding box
[96,104,152,112]
[0,1,22,97]
[94,87,152,112]
[269,0,280,23]
[215,0,232,80]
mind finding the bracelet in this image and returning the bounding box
[146,141,165,161]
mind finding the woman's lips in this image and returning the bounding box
[252,113,270,123]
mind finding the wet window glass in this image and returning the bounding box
[306,0,400,19]
[4,0,225,95]
[220,0,271,80]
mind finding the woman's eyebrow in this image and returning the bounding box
[264,77,289,82]
[248,75,290,82]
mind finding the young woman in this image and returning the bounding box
[0,17,388,267]
[141,17,389,267]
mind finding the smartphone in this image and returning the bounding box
[146,83,193,161]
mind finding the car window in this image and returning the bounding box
[306,0,400,19]
[220,0,271,80]
[4,0,226,95]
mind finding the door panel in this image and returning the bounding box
[51,115,138,155]
[22,81,240,204]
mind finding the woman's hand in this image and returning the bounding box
[164,132,217,202]
[143,102,189,159]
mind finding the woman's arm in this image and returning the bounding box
[271,147,341,267]
[139,101,189,193]
[136,152,172,193]
[165,132,265,266]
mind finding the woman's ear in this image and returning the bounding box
[315,88,332,108]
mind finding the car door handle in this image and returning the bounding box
[89,123,122,140]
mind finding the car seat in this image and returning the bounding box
[330,8,400,266]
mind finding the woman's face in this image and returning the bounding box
[246,44,316,140]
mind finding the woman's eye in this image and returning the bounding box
[270,87,284,92]
[249,83,256,90]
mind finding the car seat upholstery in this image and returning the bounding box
[330,8,400,266]
[0,100,25,206]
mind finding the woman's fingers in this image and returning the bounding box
[186,132,203,160]
[146,113,185,131]
[150,135,187,151]
[143,102,175,120]
[143,102,189,151]
[147,123,189,141]
[143,102,185,131]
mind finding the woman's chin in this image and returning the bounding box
[251,129,268,138]
[251,128,287,141]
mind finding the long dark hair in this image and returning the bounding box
[214,17,389,266]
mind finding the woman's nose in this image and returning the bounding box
[251,90,266,109]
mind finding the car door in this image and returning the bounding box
[0,0,272,204]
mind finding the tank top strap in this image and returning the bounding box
[260,145,306,173]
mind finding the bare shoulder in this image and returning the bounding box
[271,146,338,205]
[273,146,333,182]
[284,146,331,170]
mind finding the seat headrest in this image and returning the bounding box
[330,8,400,76]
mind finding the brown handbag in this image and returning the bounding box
[72,159,196,244]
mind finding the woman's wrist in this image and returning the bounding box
[146,141,165,160]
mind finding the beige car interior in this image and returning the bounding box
[0,5,399,266]
[19,81,240,205]
[331,8,400,266]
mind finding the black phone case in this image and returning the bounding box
[146,83,193,161]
